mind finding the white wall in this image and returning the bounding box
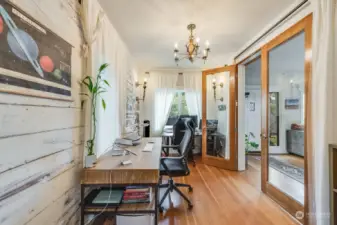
[245,88,262,150]
[0,0,84,224]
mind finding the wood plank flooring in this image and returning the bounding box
[95,158,298,225]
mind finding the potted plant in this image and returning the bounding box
[81,63,110,167]
[245,132,259,167]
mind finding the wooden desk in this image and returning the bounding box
[81,137,162,225]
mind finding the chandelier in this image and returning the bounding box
[174,24,210,65]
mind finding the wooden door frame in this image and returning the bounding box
[201,65,238,170]
[261,14,313,224]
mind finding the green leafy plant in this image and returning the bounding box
[81,63,110,156]
[245,132,259,154]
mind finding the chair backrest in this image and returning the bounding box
[172,118,186,145]
[179,118,193,158]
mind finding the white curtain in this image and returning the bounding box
[153,89,175,136]
[183,71,202,126]
[312,0,337,224]
[141,71,178,136]
[80,0,104,157]
[88,0,137,156]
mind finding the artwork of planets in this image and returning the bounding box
[40,56,54,72]
[53,69,62,80]
[7,28,39,61]
[0,2,72,100]
[0,16,3,34]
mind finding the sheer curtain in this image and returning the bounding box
[183,71,202,126]
[90,0,137,156]
[312,0,337,224]
[141,71,178,136]
[153,89,175,136]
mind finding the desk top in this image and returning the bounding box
[82,137,162,185]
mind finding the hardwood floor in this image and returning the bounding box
[248,154,304,205]
[95,157,298,225]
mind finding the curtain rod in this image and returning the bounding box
[234,0,309,61]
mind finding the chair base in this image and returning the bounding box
[158,177,193,212]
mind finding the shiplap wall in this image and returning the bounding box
[0,0,85,224]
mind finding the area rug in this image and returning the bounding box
[253,156,304,184]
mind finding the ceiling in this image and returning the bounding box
[100,0,295,71]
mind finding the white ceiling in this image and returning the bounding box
[100,0,295,71]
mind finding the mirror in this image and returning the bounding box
[205,72,230,159]
[267,31,305,204]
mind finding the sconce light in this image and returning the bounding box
[212,77,223,100]
[135,72,149,103]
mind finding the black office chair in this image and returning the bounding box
[185,119,196,167]
[159,118,193,212]
[162,118,185,156]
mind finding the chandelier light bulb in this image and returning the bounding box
[205,40,210,47]
[196,37,200,43]
[174,43,178,49]
[203,49,207,56]
[212,78,216,83]
[144,78,147,82]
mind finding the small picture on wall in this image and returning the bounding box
[218,104,226,111]
[285,98,300,110]
[249,102,255,111]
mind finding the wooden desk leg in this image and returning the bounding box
[154,185,158,225]
[81,184,84,225]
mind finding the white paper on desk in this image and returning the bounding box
[143,143,154,152]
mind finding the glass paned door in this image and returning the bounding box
[202,65,238,170]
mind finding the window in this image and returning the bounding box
[169,91,189,117]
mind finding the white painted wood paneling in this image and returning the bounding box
[0,0,85,224]
[25,187,81,225]
[0,147,74,196]
[0,165,80,225]
[0,127,84,173]
[0,105,83,138]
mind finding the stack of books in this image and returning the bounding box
[122,186,151,204]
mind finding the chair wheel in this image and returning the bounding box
[188,187,193,192]
[188,204,193,210]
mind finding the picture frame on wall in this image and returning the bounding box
[249,102,255,111]
[285,98,300,110]
[0,0,72,101]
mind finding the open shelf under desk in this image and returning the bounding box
[83,188,156,215]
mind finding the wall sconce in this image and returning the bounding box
[212,78,223,100]
[135,72,149,103]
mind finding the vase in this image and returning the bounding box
[85,155,97,168]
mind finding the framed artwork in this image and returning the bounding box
[249,102,255,111]
[0,0,72,101]
[285,98,300,110]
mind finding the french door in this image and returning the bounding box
[201,65,238,170]
[261,14,312,224]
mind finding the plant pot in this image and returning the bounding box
[85,155,97,168]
